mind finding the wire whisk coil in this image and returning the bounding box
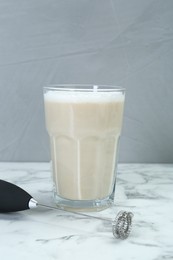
[112,211,133,240]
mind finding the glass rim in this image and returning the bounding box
[43,84,125,92]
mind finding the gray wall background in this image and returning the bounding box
[0,0,173,163]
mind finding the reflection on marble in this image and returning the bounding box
[0,163,173,260]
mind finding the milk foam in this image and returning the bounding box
[44,90,124,103]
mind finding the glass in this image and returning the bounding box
[43,84,125,211]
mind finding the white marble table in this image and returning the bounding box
[0,163,173,260]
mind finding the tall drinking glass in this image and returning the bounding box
[43,85,125,211]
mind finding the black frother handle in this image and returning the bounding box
[0,179,33,212]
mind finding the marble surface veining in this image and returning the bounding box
[0,163,173,260]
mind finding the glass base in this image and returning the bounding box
[53,193,114,212]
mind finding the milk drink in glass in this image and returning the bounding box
[43,85,125,211]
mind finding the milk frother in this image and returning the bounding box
[0,179,133,240]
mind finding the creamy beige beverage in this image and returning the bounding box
[44,87,125,209]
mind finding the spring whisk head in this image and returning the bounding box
[112,211,134,239]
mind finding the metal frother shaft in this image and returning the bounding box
[38,203,133,240]
[0,179,133,240]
